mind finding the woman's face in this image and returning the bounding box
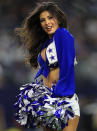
[40,11,59,37]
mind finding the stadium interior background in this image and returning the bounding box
[0,0,97,131]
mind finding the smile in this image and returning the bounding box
[46,26,53,32]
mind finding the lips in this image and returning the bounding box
[46,26,53,32]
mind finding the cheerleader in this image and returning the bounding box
[14,1,80,131]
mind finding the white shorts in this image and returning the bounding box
[65,93,80,117]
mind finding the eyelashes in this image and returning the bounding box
[48,16,53,19]
[40,19,45,23]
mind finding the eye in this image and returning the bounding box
[48,16,53,19]
[40,19,45,23]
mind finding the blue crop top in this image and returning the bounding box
[34,27,77,97]
[34,37,59,79]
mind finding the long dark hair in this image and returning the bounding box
[15,1,68,68]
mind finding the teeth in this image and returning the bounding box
[47,26,52,29]
[48,27,51,29]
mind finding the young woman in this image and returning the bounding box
[14,1,80,131]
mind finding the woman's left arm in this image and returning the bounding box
[52,28,75,97]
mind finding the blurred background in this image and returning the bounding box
[0,0,97,131]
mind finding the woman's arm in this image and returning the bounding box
[52,28,75,97]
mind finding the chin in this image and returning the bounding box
[48,31,55,35]
[48,33,53,35]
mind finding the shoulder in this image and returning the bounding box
[53,27,75,50]
[54,27,74,39]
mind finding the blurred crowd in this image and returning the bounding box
[0,0,97,131]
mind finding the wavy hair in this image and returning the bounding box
[15,1,68,68]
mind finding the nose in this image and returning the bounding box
[45,19,50,25]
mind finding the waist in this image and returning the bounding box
[43,67,59,88]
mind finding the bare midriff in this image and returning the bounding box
[41,48,59,88]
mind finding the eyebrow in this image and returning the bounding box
[40,15,53,20]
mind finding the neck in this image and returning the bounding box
[49,33,54,39]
